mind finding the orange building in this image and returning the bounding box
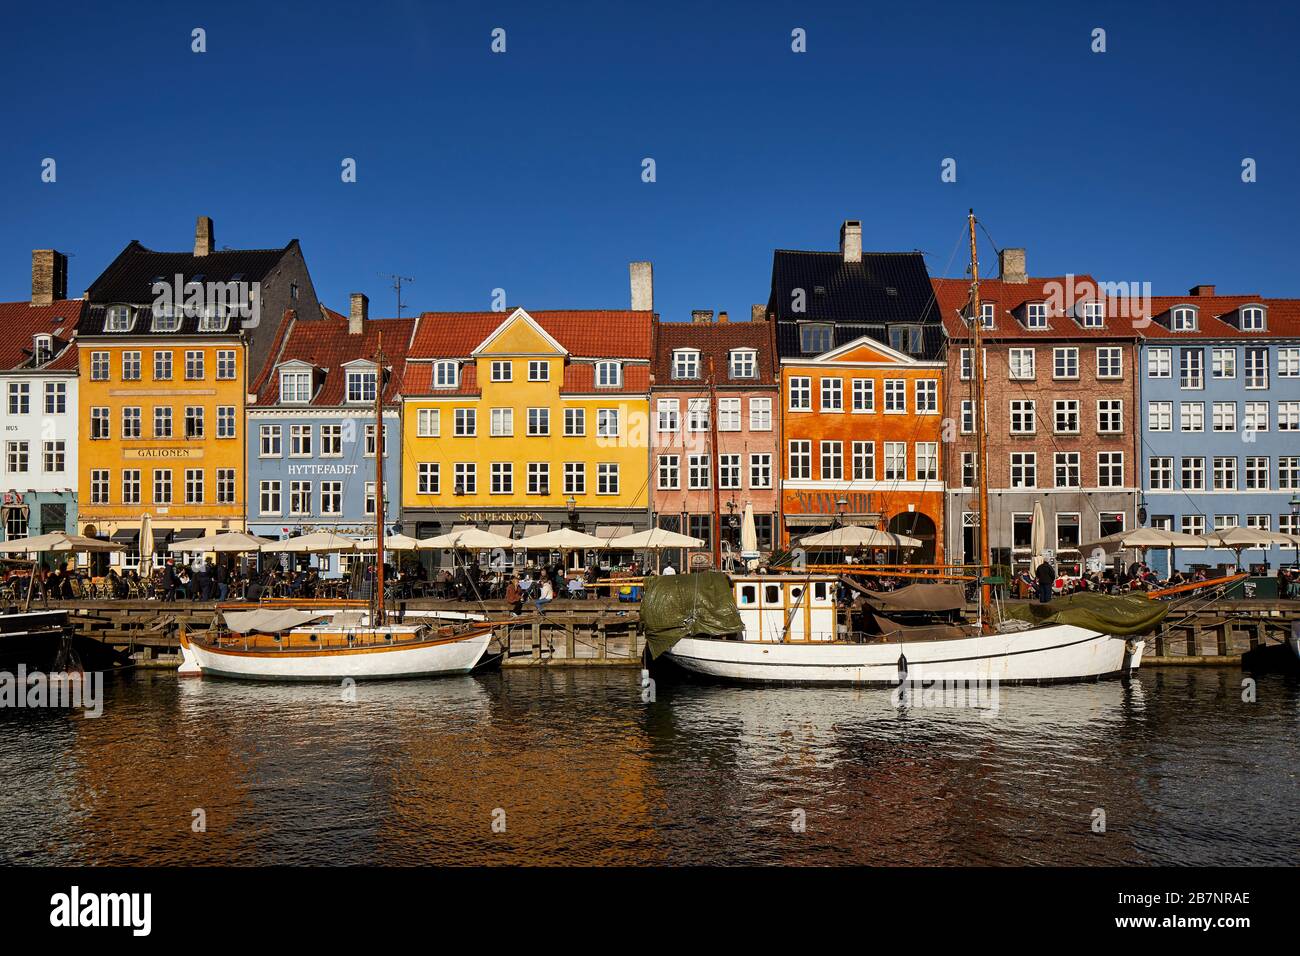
[780,336,945,560]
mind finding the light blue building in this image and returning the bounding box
[244,300,410,576]
[1138,287,1300,575]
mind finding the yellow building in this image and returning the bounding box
[401,307,655,563]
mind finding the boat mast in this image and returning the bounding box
[708,356,722,569]
[968,211,993,625]
[374,334,386,623]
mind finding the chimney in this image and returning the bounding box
[999,247,1027,284]
[717,311,729,323]
[194,216,214,257]
[31,250,67,305]
[1189,284,1216,297]
[751,304,767,323]
[691,310,714,324]
[629,261,654,311]
[839,220,862,264]
[349,293,368,334]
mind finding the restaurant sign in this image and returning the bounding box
[458,511,544,522]
[782,491,878,515]
[124,448,203,460]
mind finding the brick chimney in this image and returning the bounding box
[629,261,654,311]
[349,293,368,334]
[751,304,767,323]
[1189,284,1216,297]
[839,219,862,264]
[194,216,214,257]
[999,247,1027,284]
[717,311,729,323]
[691,310,714,324]
[31,250,67,305]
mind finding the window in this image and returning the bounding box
[1009,348,1035,380]
[527,407,550,436]
[1147,401,1172,431]
[1245,457,1269,491]
[364,423,387,458]
[289,424,312,457]
[490,360,512,382]
[1212,348,1236,379]
[960,400,974,434]
[347,369,377,403]
[884,379,906,413]
[416,409,440,438]
[1180,457,1205,491]
[122,406,142,439]
[1054,347,1079,379]
[122,469,140,505]
[749,453,772,488]
[788,440,811,480]
[1055,400,1080,434]
[889,325,923,354]
[749,397,772,430]
[1010,400,1036,435]
[5,441,28,473]
[434,361,458,389]
[689,515,713,550]
[89,351,110,381]
[1244,402,1269,433]
[1147,348,1171,378]
[184,406,204,439]
[526,462,550,495]
[564,462,585,495]
[961,453,977,488]
[154,469,173,505]
[980,302,996,328]
[152,350,172,381]
[216,350,236,380]
[280,370,311,403]
[1213,456,1237,491]
[916,442,938,480]
[852,441,875,480]
[1181,514,1205,537]
[490,407,514,437]
[820,441,843,481]
[851,379,874,413]
[1213,514,1238,532]
[1241,306,1265,331]
[717,398,741,431]
[186,469,205,505]
[1057,513,1081,551]
[42,440,65,473]
[884,442,907,481]
[788,376,811,410]
[1025,303,1047,329]
[363,482,388,516]
[259,424,281,457]
[1281,457,1300,490]
[1055,452,1080,488]
[1080,300,1104,327]
[1180,402,1204,432]
[657,455,680,490]
[1278,348,1300,378]
[454,463,477,495]
[1098,452,1124,488]
[528,360,549,382]
[151,303,180,332]
[1282,514,1300,536]
[153,406,172,439]
[915,379,938,413]
[105,305,132,331]
[1099,512,1126,539]
[1010,452,1037,488]
[597,463,619,495]
[1279,401,1300,431]
[1212,402,1237,432]
[1179,348,1203,389]
[719,454,741,490]
[216,468,235,505]
[1148,457,1173,490]
[491,463,513,495]
[90,407,110,440]
[7,383,29,415]
[960,348,973,381]
[1172,307,1197,331]
[90,469,109,505]
[799,324,833,354]
[121,351,141,380]
[42,381,65,415]
[320,481,342,515]
[1096,347,1122,379]
[1097,400,1123,434]
[672,350,699,379]
[597,408,620,438]
[564,408,585,436]
[729,350,756,378]
[688,454,711,489]
[1244,347,1268,389]
[185,350,204,380]
[820,377,843,411]
[454,408,477,436]
[595,361,622,387]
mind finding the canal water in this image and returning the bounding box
[0,667,1296,865]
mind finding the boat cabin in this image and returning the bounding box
[731,574,841,643]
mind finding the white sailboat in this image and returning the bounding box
[661,212,1152,685]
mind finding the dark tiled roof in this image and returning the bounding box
[651,319,778,386]
[86,240,292,305]
[411,310,654,359]
[0,299,83,371]
[933,276,1139,341]
[252,312,415,407]
[766,250,943,359]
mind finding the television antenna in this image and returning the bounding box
[378,272,415,317]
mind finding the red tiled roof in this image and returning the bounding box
[933,276,1137,341]
[0,299,83,371]
[410,310,654,359]
[1132,295,1300,339]
[252,311,415,406]
[560,362,651,394]
[651,319,779,385]
[402,361,481,396]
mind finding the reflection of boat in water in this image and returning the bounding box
[0,608,133,674]
[1290,622,1299,664]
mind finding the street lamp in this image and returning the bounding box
[566,496,578,529]
[834,496,848,528]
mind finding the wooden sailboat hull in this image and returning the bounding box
[665,624,1143,685]
[177,627,494,681]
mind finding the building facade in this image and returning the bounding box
[76,216,319,567]
[1138,286,1300,573]
[934,256,1141,575]
[650,311,780,561]
[0,251,82,544]
[245,296,411,575]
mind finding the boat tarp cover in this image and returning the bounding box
[222,609,331,634]
[642,572,743,659]
[861,583,966,613]
[1001,593,1169,636]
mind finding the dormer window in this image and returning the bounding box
[279,369,312,404]
[198,303,229,333]
[980,303,996,329]
[105,305,133,332]
[433,361,458,389]
[595,361,622,388]
[347,369,378,403]
[672,349,700,379]
[729,349,757,378]
[799,324,833,354]
[1025,303,1048,329]
[151,305,182,332]
[889,325,923,354]
[32,335,53,365]
[1080,301,1104,328]
[1172,307,1198,331]
[1240,306,1266,331]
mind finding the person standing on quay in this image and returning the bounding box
[1035,560,1055,604]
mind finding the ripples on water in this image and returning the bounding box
[0,667,1295,865]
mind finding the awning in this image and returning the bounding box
[171,528,205,542]
[785,514,879,528]
[451,524,475,533]
[488,523,515,540]
[111,529,139,545]
[522,523,549,538]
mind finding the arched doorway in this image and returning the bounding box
[887,512,937,564]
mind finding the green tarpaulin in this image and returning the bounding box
[642,572,743,659]
[1002,592,1169,636]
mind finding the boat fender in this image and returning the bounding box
[897,653,908,683]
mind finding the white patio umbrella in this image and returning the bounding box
[260,531,362,553]
[418,528,515,550]
[798,526,921,549]
[354,533,423,551]
[739,503,759,561]
[1029,500,1048,574]
[167,531,272,553]
[606,527,705,549]
[517,528,608,550]
[0,531,125,554]
[1081,527,1207,551]
[139,513,154,567]
[1198,526,1299,569]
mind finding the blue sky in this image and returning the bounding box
[2,0,1298,320]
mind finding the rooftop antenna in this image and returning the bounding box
[379,272,415,317]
